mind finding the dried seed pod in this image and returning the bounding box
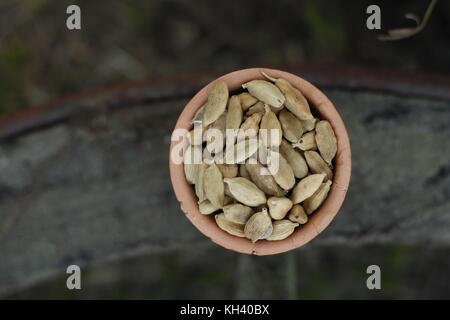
[187,126,203,146]
[266,150,296,191]
[291,173,326,204]
[224,138,258,164]
[238,113,262,141]
[304,151,333,181]
[256,139,268,165]
[239,164,251,180]
[226,95,243,145]
[315,120,337,165]
[262,72,313,120]
[288,204,308,224]
[267,197,293,220]
[224,177,267,207]
[200,123,210,143]
[260,222,274,240]
[238,92,258,111]
[245,101,265,116]
[202,81,229,127]
[184,162,199,185]
[199,197,232,215]
[301,117,318,132]
[192,104,206,124]
[279,109,304,143]
[205,112,227,154]
[242,80,285,111]
[267,220,299,241]
[184,145,202,184]
[245,160,284,197]
[223,203,254,224]
[279,140,308,179]
[244,208,273,243]
[224,183,234,199]
[260,105,282,147]
[304,180,332,214]
[199,200,220,215]
[217,164,238,178]
[202,146,217,165]
[195,163,207,202]
[216,213,245,237]
[292,131,317,151]
[204,163,225,208]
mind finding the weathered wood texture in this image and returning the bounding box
[0,68,449,296]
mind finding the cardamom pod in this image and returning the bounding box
[279,140,308,179]
[245,160,284,197]
[226,95,243,145]
[260,105,282,147]
[290,173,325,204]
[192,104,205,124]
[184,162,198,185]
[288,204,308,224]
[292,131,317,151]
[244,208,273,243]
[279,109,304,143]
[205,112,226,154]
[223,203,254,224]
[315,120,337,165]
[188,127,203,146]
[184,145,202,184]
[257,139,268,165]
[242,79,285,111]
[224,183,234,199]
[199,200,220,215]
[238,92,258,111]
[303,180,332,214]
[300,117,317,132]
[304,151,333,181]
[267,197,293,220]
[261,72,312,120]
[217,164,238,178]
[215,213,245,237]
[188,73,339,242]
[238,112,262,141]
[199,197,232,215]
[202,81,229,127]
[203,163,225,208]
[267,220,299,241]
[224,138,258,164]
[195,163,207,202]
[266,150,296,190]
[245,101,265,116]
[224,177,267,207]
[239,164,251,180]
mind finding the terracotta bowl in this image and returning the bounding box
[169,68,351,255]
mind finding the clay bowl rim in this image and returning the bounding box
[169,67,351,256]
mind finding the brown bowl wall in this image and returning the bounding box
[169,68,351,255]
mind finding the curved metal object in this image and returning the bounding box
[1,65,450,140]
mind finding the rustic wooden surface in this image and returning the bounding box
[0,68,449,296]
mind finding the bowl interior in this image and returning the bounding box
[169,68,351,255]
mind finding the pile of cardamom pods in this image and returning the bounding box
[183,72,337,243]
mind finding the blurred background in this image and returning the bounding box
[1,0,450,299]
[2,0,450,114]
